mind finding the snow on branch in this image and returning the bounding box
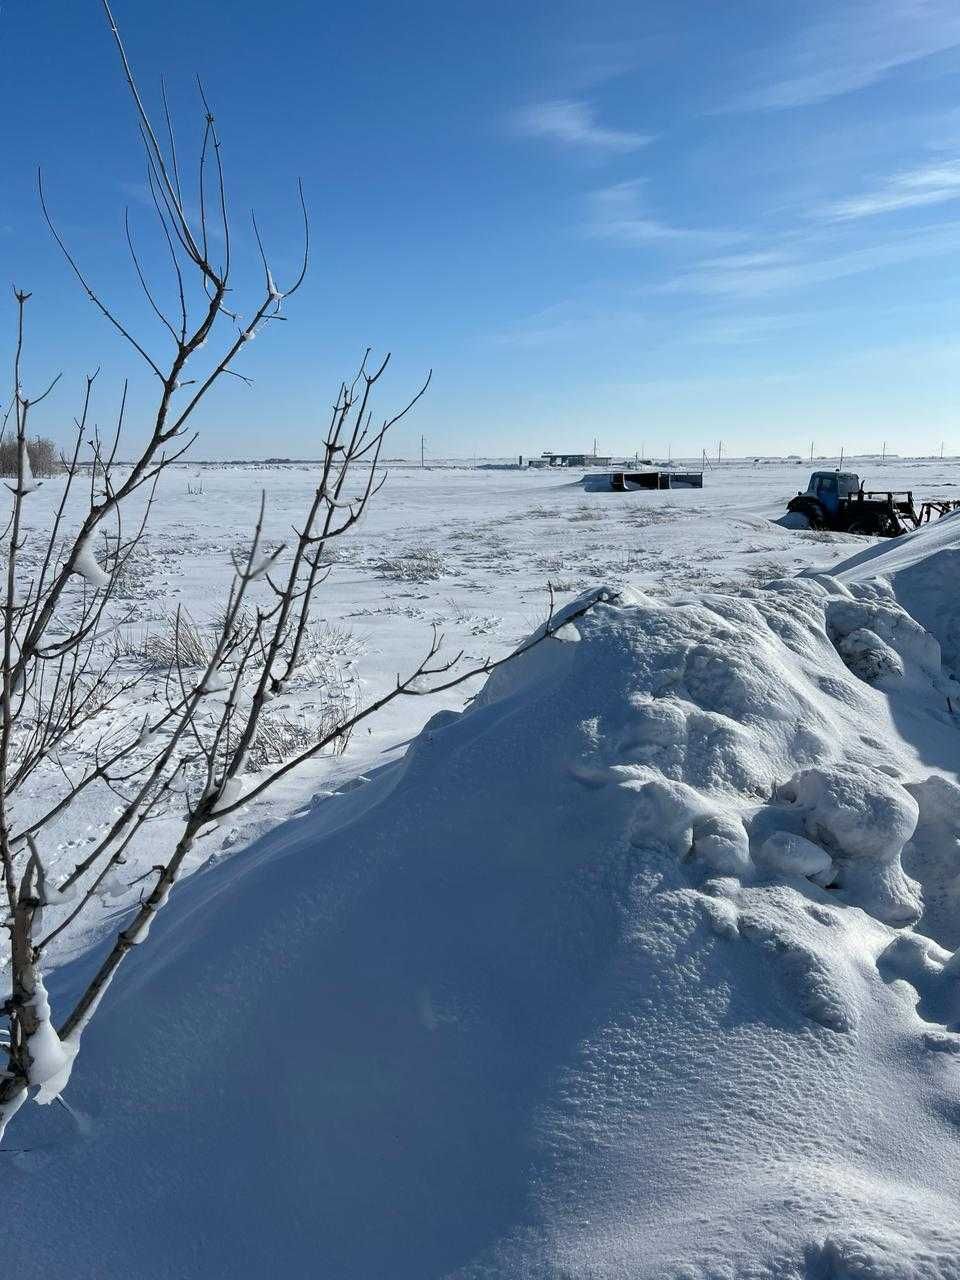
[72,531,112,590]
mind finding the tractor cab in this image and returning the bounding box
[803,471,861,516]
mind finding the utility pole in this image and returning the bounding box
[941,441,945,461]
[717,440,722,464]
[881,441,886,465]
[420,435,425,469]
[839,445,844,468]
[810,441,814,463]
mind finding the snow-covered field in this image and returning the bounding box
[16,454,960,963]
[6,455,960,1278]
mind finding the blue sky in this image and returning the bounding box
[2,1,960,460]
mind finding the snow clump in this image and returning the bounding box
[72,531,112,590]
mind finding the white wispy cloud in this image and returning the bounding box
[663,222,960,297]
[555,41,640,93]
[512,100,653,153]
[695,251,794,271]
[821,161,960,219]
[735,1,960,110]
[693,312,806,345]
[490,301,583,348]
[586,180,739,246]
[491,299,647,349]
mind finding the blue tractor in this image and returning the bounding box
[786,471,955,536]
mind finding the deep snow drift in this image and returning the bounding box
[6,525,960,1278]
[830,508,960,679]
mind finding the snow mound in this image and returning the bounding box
[829,510,960,677]
[6,581,960,1277]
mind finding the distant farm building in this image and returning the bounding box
[540,451,614,468]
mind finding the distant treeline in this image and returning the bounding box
[0,436,61,478]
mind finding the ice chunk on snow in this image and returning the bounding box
[624,696,688,748]
[623,771,712,856]
[72,532,111,590]
[691,813,752,876]
[826,597,941,679]
[756,831,833,878]
[836,627,904,684]
[779,764,918,863]
[778,763,922,923]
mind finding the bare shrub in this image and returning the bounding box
[0,435,61,479]
[211,612,361,685]
[245,700,355,771]
[108,541,159,602]
[308,621,361,659]
[286,621,362,680]
[114,611,212,669]
[0,1,608,1142]
[375,545,447,582]
[537,554,568,574]
[567,503,605,523]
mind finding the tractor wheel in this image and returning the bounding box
[847,518,879,536]
[788,497,825,530]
